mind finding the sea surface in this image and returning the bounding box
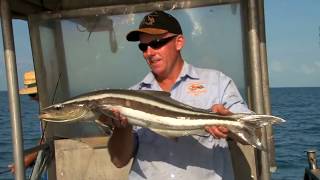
[0,91,40,180]
[0,87,320,180]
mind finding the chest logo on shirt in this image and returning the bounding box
[186,82,207,96]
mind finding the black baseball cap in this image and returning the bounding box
[126,10,183,41]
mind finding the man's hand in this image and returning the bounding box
[205,104,232,139]
[98,108,129,128]
[8,152,37,173]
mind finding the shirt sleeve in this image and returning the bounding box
[129,83,140,90]
[220,73,252,113]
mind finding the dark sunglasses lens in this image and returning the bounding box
[138,35,177,52]
[150,41,167,49]
[138,43,148,52]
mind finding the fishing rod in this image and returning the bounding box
[38,72,62,141]
[39,71,62,142]
[51,72,62,105]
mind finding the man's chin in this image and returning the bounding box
[151,69,165,77]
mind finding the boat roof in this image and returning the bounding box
[0,0,149,18]
[3,0,237,19]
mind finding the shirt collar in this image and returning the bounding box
[178,61,200,81]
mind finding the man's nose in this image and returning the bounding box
[144,46,156,56]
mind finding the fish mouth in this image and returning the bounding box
[39,110,89,122]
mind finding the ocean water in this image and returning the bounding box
[0,87,320,180]
[0,92,40,180]
[270,87,320,180]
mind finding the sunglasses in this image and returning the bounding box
[138,35,178,52]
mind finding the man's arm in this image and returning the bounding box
[8,138,44,173]
[108,125,135,168]
[221,76,252,113]
[101,110,136,168]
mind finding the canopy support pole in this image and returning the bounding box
[0,0,26,179]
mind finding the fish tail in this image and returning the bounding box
[229,122,265,150]
[237,114,285,127]
[227,114,285,150]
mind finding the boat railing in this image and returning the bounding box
[304,150,320,180]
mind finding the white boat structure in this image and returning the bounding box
[2,0,315,180]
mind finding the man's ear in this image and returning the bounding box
[175,35,185,51]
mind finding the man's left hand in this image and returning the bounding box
[205,104,232,139]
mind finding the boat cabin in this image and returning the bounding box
[1,0,277,179]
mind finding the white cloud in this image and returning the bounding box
[270,61,285,72]
[300,64,315,75]
[298,61,320,75]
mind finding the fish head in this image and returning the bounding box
[39,103,92,122]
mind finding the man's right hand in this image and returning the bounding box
[98,108,129,128]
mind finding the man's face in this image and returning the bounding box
[139,33,181,79]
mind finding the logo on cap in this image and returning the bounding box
[143,15,156,25]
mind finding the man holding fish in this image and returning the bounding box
[107,10,252,180]
[39,10,283,180]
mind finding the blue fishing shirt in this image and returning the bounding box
[129,62,251,180]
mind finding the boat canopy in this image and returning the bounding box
[1,1,276,180]
[3,0,239,19]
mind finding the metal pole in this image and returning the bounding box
[0,0,26,179]
[257,0,271,116]
[257,0,277,172]
[307,150,318,170]
[247,0,270,179]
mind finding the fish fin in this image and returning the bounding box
[94,119,113,135]
[88,102,117,120]
[138,90,171,97]
[149,128,179,139]
[91,106,118,130]
[149,128,206,139]
[228,126,266,151]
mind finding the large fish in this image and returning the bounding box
[39,89,285,150]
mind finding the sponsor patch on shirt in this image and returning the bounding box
[186,82,207,96]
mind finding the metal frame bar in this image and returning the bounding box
[0,0,26,179]
[247,0,270,179]
[28,14,58,180]
[31,0,239,20]
[257,0,277,173]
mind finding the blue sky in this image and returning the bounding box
[264,0,320,87]
[0,19,33,91]
[0,1,319,90]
